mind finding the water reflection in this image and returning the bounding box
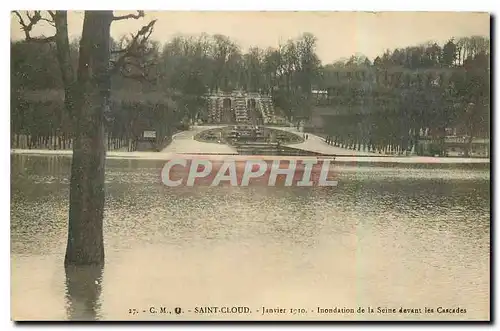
[64,264,104,321]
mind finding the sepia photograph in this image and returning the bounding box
[9,10,491,322]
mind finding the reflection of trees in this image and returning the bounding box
[65,264,104,321]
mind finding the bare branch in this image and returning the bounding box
[112,10,144,21]
[39,17,56,27]
[13,10,56,43]
[109,14,158,84]
[25,11,38,23]
[110,19,157,74]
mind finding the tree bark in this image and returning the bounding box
[65,11,113,266]
[54,11,76,121]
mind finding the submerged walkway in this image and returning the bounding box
[162,125,372,156]
[11,125,490,164]
[270,126,374,156]
[161,125,237,154]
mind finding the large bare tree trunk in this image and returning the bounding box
[14,10,154,266]
[65,11,113,266]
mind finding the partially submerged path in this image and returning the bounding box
[269,126,375,156]
[161,125,237,154]
[11,125,490,164]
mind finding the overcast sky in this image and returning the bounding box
[10,11,490,64]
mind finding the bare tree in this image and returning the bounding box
[12,10,156,266]
[110,18,158,83]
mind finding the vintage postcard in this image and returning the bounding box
[10,11,490,321]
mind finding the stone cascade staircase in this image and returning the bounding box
[234,97,249,123]
[257,98,275,124]
[208,98,222,123]
[206,91,285,124]
[246,104,262,125]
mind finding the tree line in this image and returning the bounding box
[12,32,490,155]
[12,31,321,127]
[315,36,489,156]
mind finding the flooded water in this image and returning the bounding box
[10,154,490,321]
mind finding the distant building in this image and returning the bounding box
[418,135,489,157]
